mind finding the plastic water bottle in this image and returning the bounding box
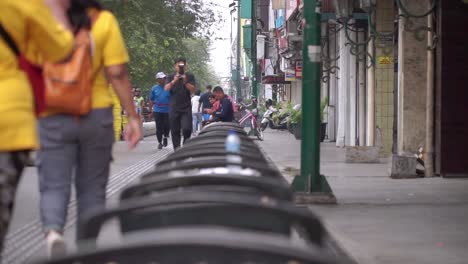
[225,130,242,172]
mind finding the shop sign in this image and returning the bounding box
[295,61,303,78]
[378,56,392,65]
[377,32,393,47]
[275,9,285,28]
[285,70,296,81]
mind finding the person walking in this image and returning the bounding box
[133,88,145,139]
[0,0,74,257]
[164,58,196,149]
[133,88,145,116]
[191,90,202,136]
[149,72,171,149]
[37,0,142,258]
[198,85,213,121]
[212,86,234,122]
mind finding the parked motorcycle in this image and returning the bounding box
[260,106,289,131]
[236,104,264,140]
[260,104,301,131]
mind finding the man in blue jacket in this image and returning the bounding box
[213,86,234,122]
[149,72,171,149]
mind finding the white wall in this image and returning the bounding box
[290,80,302,105]
[264,84,273,100]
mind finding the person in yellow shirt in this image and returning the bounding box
[36,0,142,258]
[0,0,74,257]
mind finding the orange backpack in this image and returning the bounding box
[43,20,97,115]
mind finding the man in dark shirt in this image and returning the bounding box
[165,58,196,149]
[198,85,213,116]
[212,86,234,122]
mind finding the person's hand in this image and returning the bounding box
[174,73,181,82]
[124,117,142,150]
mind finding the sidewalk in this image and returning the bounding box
[4,137,173,263]
[258,130,468,264]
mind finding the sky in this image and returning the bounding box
[207,0,236,82]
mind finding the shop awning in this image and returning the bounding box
[262,75,291,84]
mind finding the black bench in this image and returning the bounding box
[38,227,338,264]
[78,191,325,247]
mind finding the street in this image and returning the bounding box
[1,0,467,263]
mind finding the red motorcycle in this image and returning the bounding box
[236,104,264,141]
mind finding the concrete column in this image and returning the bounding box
[358,30,367,146]
[337,27,349,147]
[328,24,338,142]
[397,13,405,152]
[397,0,429,156]
[425,14,434,177]
[348,21,357,146]
[391,0,431,178]
[372,0,395,152]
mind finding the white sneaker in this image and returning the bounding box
[46,230,67,259]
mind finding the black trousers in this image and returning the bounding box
[0,151,28,255]
[169,111,192,149]
[153,112,170,143]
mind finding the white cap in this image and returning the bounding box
[155,72,166,79]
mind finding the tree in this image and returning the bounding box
[103,0,222,97]
[181,38,219,92]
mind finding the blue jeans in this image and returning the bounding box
[37,108,114,238]
[192,113,201,134]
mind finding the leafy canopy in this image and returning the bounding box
[103,0,222,98]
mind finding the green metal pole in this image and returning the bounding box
[230,12,234,97]
[251,0,258,97]
[236,3,242,101]
[291,0,332,193]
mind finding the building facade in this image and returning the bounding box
[239,0,468,177]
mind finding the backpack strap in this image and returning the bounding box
[89,11,101,68]
[0,23,20,56]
